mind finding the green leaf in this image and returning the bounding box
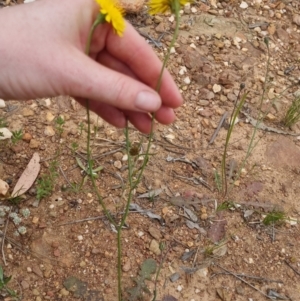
[140,259,157,279]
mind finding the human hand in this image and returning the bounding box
[0,0,183,133]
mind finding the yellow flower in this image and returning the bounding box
[95,0,125,36]
[148,0,190,14]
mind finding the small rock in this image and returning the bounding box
[183,77,191,84]
[0,179,9,196]
[0,99,5,108]
[148,226,162,240]
[32,289,40,296]
[91,248,101,254]
[155,22,166,33]
[32,265,43,278]
[276,28,289,43]
[200,213,208,220]
[22,108,35,117]
[44,126,55,136]
[53,249,60,257]
[236,285,244,295]
[39,98,51,107]
[122,259,131,272]
[169,273,180,282]
[114,160,122,169]
[60,288,70,296]
[198,88,214,100]
[214,41,224,48]
[149,239,161,255]
[266,113,276,121]
[293,14,300,26]
[21,280,30,290]
[201,118,210,128]
[46,111,55,122]
[199,100,209,106]
[22,132,32,142]
[118,0,145,13]
[0,128,12,140]
[212,84,221,93]
[227,93,237,102]
[275,12,281,19]
[79,261,86,268]
[240,1,248,9]
[29,139,40,149]
[199,109,213,117]
[32,216,39,224]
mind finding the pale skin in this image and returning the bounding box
[0,0,183,133]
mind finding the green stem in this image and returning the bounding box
[133,3,182,191]
[85,14,116,226]
[221,92,248,198]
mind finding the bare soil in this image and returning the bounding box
[1,0,300,301]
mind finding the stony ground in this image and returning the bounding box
[1,0,300,300]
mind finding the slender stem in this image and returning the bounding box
[85,14,116,226]
[134,4,182,191]
[117,229,122,301]
[221,91,248,198]
[155,7,180,92]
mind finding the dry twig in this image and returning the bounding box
[214,263,275,299]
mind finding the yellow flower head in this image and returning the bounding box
[148,0,190,14]
[95,0,125,36]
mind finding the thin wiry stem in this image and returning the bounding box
[85,15,116,227]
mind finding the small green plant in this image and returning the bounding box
[283,96,300,128]
[55,116,65,136]
[78,122,85,136]
[214,169,222,193]
[36,160,59,201]
[221,86,248,197]
[0,118,7,128]
[0,265,18,299]
[71,141,79,153]
[11,130,23,145]
[127,259,157,301]
[216,200,235,212]
[263,210,286,226]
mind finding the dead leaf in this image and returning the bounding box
[137,188,163,199]
[12,152,40,197]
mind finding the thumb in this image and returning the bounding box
[63,48,162,112]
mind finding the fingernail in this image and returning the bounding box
[135,91,161,112]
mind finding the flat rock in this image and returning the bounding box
[29,139,40,149]
[149,239,161,255]
[276,28,290,43]
[198,88,214,100]
[22,108,34,117]
[293,14,300,26]
[183,47,209,70]
[118,0,145,13]
[148,226,162,240]
[0,179,9,196]
[0,99,5,108]
[0,128,12,140]
[265,136,300,169]
[44,126,55,137]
